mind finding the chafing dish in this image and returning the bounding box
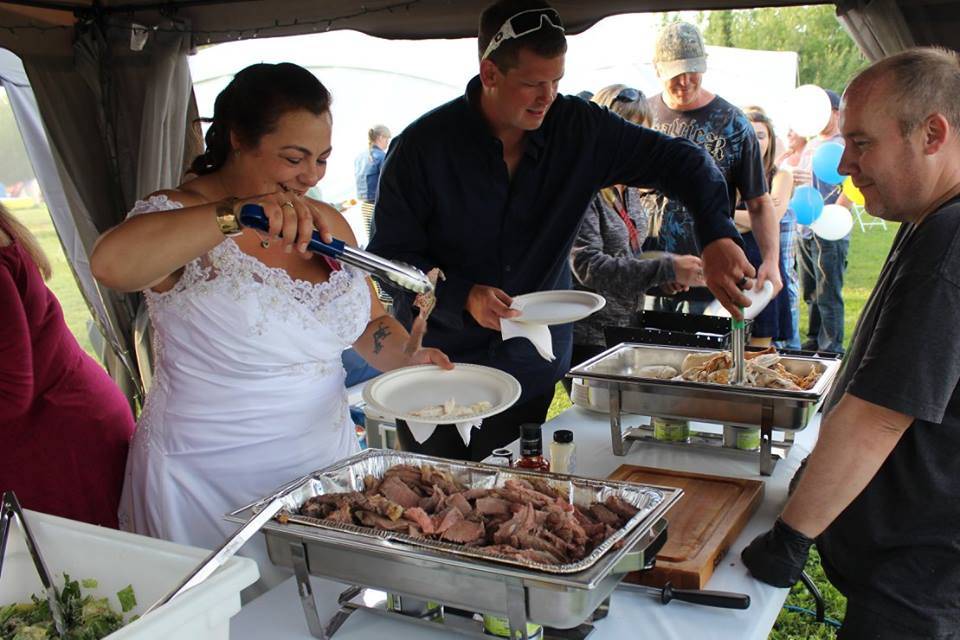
[228,449,683,638]
[567,343,842,475]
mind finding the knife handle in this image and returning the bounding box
[238,204,346,257]
[663,583,751,609]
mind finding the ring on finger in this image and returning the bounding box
[281,201,295,210]
[737,276,749,289]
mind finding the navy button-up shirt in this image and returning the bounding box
[368,76,740,402]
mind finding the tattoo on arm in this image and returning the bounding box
[372,322,391,354]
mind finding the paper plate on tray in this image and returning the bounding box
[512,290,606,325]
[361,364,521,423]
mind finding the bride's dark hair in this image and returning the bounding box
[189,63,331,176]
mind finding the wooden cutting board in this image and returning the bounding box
[609,465,764,589]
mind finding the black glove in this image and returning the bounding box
[741,517,814,587]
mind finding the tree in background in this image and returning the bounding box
[663,6,867,94]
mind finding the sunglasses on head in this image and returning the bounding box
[614,87,643,103]
[481,8,565,61]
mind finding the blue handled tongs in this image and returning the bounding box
[238,204,433,294]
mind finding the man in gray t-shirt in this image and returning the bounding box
[644,21,781,312]
[742,48,960,639]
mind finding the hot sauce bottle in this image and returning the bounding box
[514,423,550,472]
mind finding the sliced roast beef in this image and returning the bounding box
[445,491,473,516]
[434,506,465,534]
[475,497,511,516]
[379,476,421,509]
[441,519,485,544]
[588,504,621,526]
[297,463,638,566]
[402,507,436,534]
[603,495,639,520]
[356,510,411,532]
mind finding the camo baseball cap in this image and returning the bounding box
[653,21,707,79]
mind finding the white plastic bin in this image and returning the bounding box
[0,510,259,639]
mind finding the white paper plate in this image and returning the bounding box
[361,364,521,423]
[512,290,606,325]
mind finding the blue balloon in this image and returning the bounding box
[791,185,825,225]
[812,142,845,185]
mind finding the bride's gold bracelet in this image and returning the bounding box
[215,197,243,237]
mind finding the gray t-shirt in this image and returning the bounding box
[817,199,960,635]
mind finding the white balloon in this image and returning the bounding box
[810,204,853,240]
[786,85,832,138]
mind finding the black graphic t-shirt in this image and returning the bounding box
[643,94,766,259]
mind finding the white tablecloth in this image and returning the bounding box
[232,407,821,640]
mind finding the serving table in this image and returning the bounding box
[231,405,821,640]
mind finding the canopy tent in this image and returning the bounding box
[0,0,941,396]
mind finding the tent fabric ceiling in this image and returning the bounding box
[1,0,829,54]
[1,0,954,59]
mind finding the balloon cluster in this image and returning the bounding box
[785,85,832,138]
[786,84,858,240]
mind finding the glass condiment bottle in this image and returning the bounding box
[490,448,514,467]
[514,423,550,472]
[549,429,575,474]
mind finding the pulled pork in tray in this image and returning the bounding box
[297,464,639,565]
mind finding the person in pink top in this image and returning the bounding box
[0,203,134,528]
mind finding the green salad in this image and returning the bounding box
[0,576,136,640]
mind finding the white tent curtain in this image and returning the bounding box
[0,47,139,403]
[10,22,196,400]
[836,0,915,61]
[0,48,111,334]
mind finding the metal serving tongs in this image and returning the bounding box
[144,494,287,616]
[732,312,747,385]
[0,491,68,637]
[238,204,434,294]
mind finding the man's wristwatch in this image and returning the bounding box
[215,198,242,237]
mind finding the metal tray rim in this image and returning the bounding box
[567,342,840,401]
[228,449,682,579]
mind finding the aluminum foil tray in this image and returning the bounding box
[237,449,678,575]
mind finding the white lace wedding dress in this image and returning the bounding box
[118,195,370,594]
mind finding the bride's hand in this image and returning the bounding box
[237,188,333,256]
[403,315,453,369]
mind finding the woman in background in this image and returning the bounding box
[777,127,810,186]
[354,124,391,240]
[0,203,134,527]
[568,84,703,377]
[774,127,808,349]
[734,107,795,346]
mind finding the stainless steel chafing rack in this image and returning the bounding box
[567,343,842,475]
[227,449,683,639]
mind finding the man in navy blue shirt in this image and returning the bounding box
[368,0,755,460]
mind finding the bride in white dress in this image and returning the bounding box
[90,63,450,596]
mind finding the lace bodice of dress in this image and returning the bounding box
[128,194,372,360]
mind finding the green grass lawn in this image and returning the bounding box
[548,217,899,640]
[16,204,98,359]
[21,200,896,639]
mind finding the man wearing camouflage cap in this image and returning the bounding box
[644,21,781,313]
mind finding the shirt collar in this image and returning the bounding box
[462,74,547,159]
